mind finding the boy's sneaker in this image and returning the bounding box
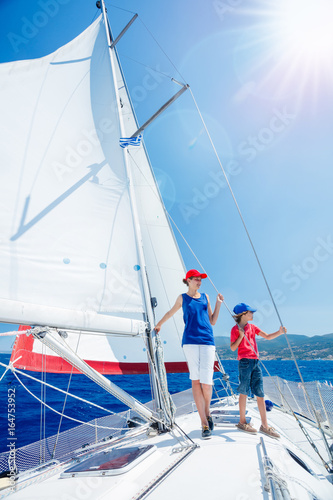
[259,425,280,439]
[202,425,211,439]
[236,422,257,434]
[207,415,214,432]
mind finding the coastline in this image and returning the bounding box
[215,332,333,361]
[218,353,333,361]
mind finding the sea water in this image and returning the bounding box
[0,354,332,453]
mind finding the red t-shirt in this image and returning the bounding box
[230,323,261,360]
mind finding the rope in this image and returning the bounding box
[0,330,30,337]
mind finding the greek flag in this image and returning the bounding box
[119,134,142,148]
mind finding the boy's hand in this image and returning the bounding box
[279,326,287,334]
[238,326,245,339]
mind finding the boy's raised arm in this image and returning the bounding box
[258,325,287,340]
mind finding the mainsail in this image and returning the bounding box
[1,14,187,374]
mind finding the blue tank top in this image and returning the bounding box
[181,293,214,346]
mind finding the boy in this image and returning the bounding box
[230,303,287,438]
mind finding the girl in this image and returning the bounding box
[155,269,223,438]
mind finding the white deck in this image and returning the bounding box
[2,397,333,500]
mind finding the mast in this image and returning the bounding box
[98,0,173,427]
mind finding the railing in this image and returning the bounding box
[263,376,333,434]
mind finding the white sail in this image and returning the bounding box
[2,14,188,372]
[0,17,147,334]
[112,50,188,363]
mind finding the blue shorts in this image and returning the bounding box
[238,358,264,397]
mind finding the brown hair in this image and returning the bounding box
[233,312,248,324]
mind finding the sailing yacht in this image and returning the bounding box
[0,1,332,498]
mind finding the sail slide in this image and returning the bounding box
[2,14,189,374]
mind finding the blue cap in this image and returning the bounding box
[233,303,256,315]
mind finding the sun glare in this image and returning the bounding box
[233,0,333,107]
[280,0,333,62]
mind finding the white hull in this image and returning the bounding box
[2,390,332,500]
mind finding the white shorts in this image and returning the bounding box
[182,344,216,385]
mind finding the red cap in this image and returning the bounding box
[185,269,207,280]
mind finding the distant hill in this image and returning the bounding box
[215,333,333,360]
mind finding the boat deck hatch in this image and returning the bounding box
[211,410,248,416]
[61,445,156,478]
[213,415,251,424]
[211,409,250,425]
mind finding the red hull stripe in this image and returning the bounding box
[10,327,218,374]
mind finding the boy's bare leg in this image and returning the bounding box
[257,396,268,428]
[239,393,247,424]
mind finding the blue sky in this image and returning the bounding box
[0,0,333,352]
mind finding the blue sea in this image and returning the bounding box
[0,353,332,453]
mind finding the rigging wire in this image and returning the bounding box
[40,342,46,463]
[0,6,321,413]
[0,361,127,430]
[114,52,176,82]
[120,18,328,441]
[137,18,187,85]
[126,156,321,435]
[188,89,333,465]
[119,10,307,378]
[126,149,331,462]
[3,4,329,472]
[140,331,198,447]
[107,3,137,15]
[12,370,125,430]
[125,75,333,466]
[41,329,161,424]
[52,332,82,458]
[110,8,271,332]
[105,3,187,84]
[89,7,100,25]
